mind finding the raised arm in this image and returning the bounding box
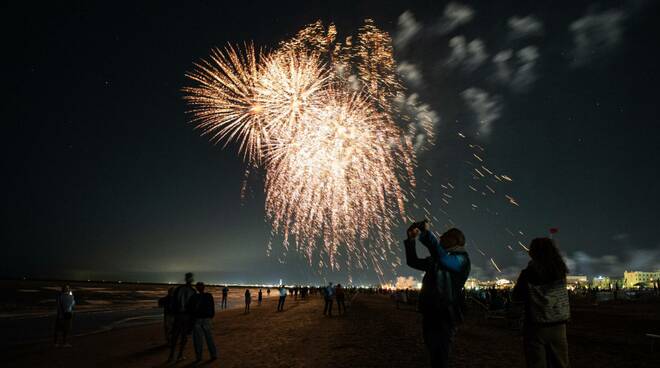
[404,238,430,271]
[419,230,466,273]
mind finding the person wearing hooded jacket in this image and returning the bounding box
[404,221,470,368]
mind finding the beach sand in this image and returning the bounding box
[4,294,659,367]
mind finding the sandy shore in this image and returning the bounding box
[5,294,660,367]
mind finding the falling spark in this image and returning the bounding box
[505,194,520,206]
[501,175,513,182]
[490,258,502,272]
[518,241,530,251]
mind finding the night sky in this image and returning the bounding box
[5,1,660,285]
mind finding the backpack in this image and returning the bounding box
[527,279,570,324]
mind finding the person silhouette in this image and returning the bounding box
[168,272,197,362]
[244,289,252,313]
[335,284,346,315]
[405,222,471,368]
[512,238,570,368]
[277,285,287,311]
[221,286,229,309]
[189,282,218,363]
[323,282,334,316]
[53,285,75,347]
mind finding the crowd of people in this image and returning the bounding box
[50,220,575,368]
[154,278,354,362]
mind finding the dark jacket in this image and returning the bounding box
[335,286,345,300]
[405,230,470,322]
[170,284,197,314]
[188,292,215,319]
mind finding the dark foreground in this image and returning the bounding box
[4,294,660,367]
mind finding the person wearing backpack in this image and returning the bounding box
[512,238,570,368]
[404,220,471,368]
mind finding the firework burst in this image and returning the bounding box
[183,43,266,164]
[265,90,410,270]
[184,20,420,277]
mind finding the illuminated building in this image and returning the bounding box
[566,275,588,286]
[623,270,660,288]
[590,276,623,289]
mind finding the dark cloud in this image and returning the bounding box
[565,248,660,276]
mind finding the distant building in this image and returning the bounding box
[566,275,588,286]
[591,276,623,289]
[623,270,660,288]
[465,278,479,290]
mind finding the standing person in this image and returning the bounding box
[221,286,229,310]
[512,238,570,368]
[244,289,252,313]
[323,282,334,316]
[189,282,218,363]
[258,289,263,306]
[335,283,346,315]
[168,272,197,362]
[404,221,471,368]
[53,285,75,347]
[277,285,287,311]
[158,287,175,344]
[267,287,271,296]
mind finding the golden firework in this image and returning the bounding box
[184,20,418,277]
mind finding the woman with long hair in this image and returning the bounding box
[512,237,570,368]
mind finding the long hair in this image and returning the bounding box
[528,238,568,281]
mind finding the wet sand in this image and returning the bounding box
[4,294,660,367]
[0,280,275,346]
